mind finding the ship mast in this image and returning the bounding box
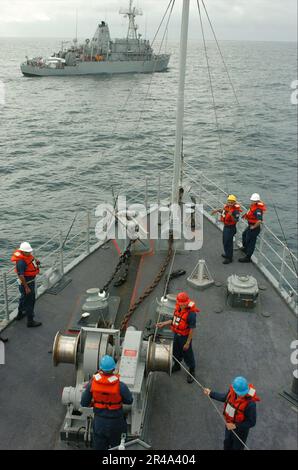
[171,0,190,205]
[120,0,143,40]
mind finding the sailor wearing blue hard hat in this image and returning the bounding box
[204,376,260,450]
[80,355,133,450]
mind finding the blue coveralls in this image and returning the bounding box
[81,378,133,450]
[16,260,36,322]
[242,208,263,259]
[173,311,196,370]
[223,209,240,260]
[210,390,257,450]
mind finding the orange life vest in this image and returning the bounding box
[171,301,200,336]
[243,202,267,225]
[220,204,242,226]
[90,372,122,410]
[11,250,40,278]
[223,384,260,424]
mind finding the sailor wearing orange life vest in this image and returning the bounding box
[156,292,199,384]
[204,376,260,450]
[212,195,242,264]
[239,193,267,263]
[11,242,42,327]
[80,355,133,450]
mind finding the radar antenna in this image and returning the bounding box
[120,0,143,40]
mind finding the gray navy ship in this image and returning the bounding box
[20,0,170,77]
[2,0,297,452]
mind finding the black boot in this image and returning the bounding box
[238,256,251,263]
[223,258,232,264]
[27,320,42,328]
[171,362,181,373]
[187,368,195,384]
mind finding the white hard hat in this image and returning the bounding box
[19,242,33,253]
[250,193,260,202]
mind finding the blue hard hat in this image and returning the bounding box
[99,355,116,372]
[232,376,249,396]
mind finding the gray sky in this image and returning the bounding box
[0,0,296,41]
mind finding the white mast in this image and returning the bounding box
[171,0,190,205]
[120,0,143,40]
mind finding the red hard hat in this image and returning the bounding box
[176,292,190,304]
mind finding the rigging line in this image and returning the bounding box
[171,354,251,450]
[153,335,251,449]
[266,194,298,276]
[200,0,245,122]
[197,0,229,195]
[200,0,297,270]
[153,248,177,343]
[151,0,174,48]
[132,0,175,139]
[113,0,176,199]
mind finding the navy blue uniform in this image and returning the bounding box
[81,379,133,450]
[242,208,263,258]
[16,260,36,322]
[173,311,196,370]
[223,209,240,260]
[210,391,256,450]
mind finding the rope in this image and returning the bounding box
[171,353,251,450]
[199,0,297,274]
[197,0,229,195]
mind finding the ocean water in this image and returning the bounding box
[0,38,297,269]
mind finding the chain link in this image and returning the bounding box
[102,240,135,293]
[120,234,174,332]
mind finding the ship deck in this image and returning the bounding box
[0,216,297,450]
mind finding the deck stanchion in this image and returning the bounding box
[59,231,64,276]
[2,273,10,322]
[86,210,91,255]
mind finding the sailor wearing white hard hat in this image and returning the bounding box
[239,194,267,263]
[11,242,42,327]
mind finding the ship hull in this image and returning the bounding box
[21,55,170,77]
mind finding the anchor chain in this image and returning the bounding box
[120,234,174,332]
[102,240,135,293]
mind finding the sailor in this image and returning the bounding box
[204,376,260,450]
[239,193,267,263]
[80,355,133,450]
[11,242,42,327]
[156,292,199,384]
[211,194,242,264]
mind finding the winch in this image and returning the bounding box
[227,274,259,309]
[52,322,172,446]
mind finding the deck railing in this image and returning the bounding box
[184,167,297,313]
[1,170,297,325]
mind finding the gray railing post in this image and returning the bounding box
[86,210,91,255]
[258,228,265,264]
[2,273,10,321]
[198,171,203,205]
[279,246,287,289]
[157,174,161,207]
[145,177,148,210]
[59,231,64,276]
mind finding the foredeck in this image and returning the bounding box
[0,216,297,450]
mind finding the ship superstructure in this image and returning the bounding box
[20,1,170,77]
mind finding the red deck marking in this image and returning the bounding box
[112,239,122,255]
[124,349,137,357]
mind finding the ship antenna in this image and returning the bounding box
[171,0,190,205]
[120,0,143,40]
